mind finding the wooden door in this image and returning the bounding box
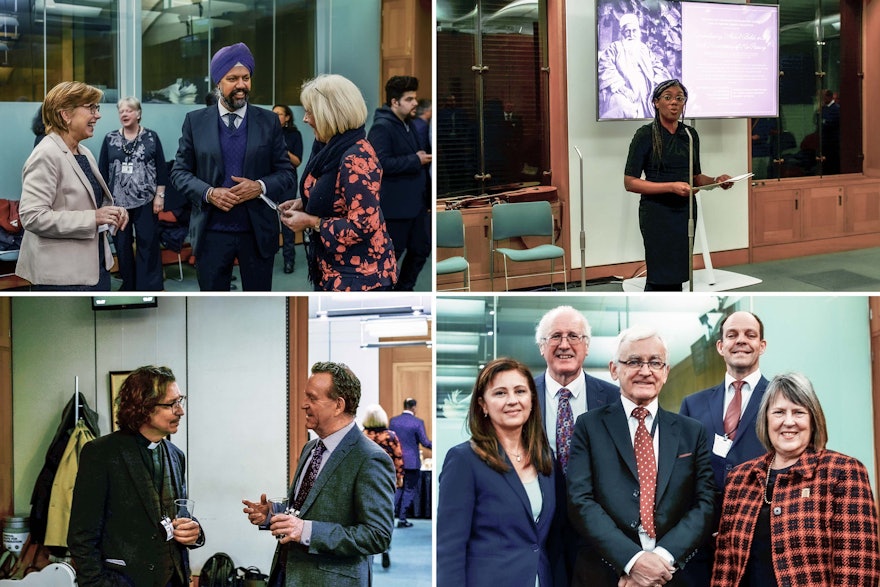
[0,297,11,518]
[751,186,801,246]
[381,0,432,99]
[379,324,433,460]
[846,183,880,234]
[802,185,845,240]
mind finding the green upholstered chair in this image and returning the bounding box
[490,200,567,291]
[436,209,470,291]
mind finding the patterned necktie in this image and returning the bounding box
[632,406,657,538]
[226,113,237,130]
[724,380,744,439]
[292,440,325,511]
[556,388,574,475]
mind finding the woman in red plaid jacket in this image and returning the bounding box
[711,372,879,587]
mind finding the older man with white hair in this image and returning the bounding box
[599,13,671,119]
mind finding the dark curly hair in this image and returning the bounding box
[115,366,177,432]
[311,361,360,416]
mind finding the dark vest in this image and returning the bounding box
[207,113,251,232]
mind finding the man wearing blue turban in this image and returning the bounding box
[171,42,294,291]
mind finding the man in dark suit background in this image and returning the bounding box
[367,75,432,291]
[69,366,204,587]
[242,362,395,587]
[389,398,432,528]
[533,305,618,584]
[567,325,714,587]
[171,42,294,291]
[677,310,769,586]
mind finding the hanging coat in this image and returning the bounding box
[44,420,95,547]
[29,392,100,544]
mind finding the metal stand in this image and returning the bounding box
[574,146,586,291]
[683,125,696,292]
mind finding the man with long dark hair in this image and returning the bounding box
[69,365,204,586]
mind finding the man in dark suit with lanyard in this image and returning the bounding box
[567,325,714,587]
[533,305,618,583]
[171,42,294,291]
[69,366,204,587]
[677,310,769,586]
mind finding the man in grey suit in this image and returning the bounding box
[243,362,395,587]
[567,326,714,587]
[534,305,619,584]
[69,366,204,587]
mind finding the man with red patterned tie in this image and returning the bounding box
[567,325,714,587]
[678,311,769,587]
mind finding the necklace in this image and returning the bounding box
[121,126,141,156]
[513,452,522,463]
[762,453,776,505]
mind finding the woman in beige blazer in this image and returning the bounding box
[16,81,129,290]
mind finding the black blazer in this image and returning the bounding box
[68,430,204,587]
[170,105,295,259]
[567,401,715,585]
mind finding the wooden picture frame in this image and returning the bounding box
[109,371,131,431]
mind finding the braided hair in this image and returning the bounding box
[650,79,688,168]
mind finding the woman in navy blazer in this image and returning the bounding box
[438,358,559,587]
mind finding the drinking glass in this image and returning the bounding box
[174,498,195,519]
[268,497,289,540]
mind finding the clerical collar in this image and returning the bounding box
[134,431,163,450]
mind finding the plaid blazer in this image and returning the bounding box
[711,448,880,587]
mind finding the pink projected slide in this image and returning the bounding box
[682,3,778,118]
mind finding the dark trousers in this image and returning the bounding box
[394,468,420,521]
[645,282,683,292]
[114,202,163,291]
[281,225,297,265]
[196,230,274,291]
[387,210,430,291]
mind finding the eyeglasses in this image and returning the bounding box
[156,396,186,410]
[618,359,667,371]
[80,104,100,115]
[542,333,587,345]
[660,94,686,103]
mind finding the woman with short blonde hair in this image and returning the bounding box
[278,74,396,291]
[17,81,129,290]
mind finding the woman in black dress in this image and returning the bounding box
[624,79,732,291]
[272,104,303,274]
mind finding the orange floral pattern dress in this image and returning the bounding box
[302,139,397,291]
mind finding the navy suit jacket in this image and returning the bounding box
[170,105,294,259]
[535,370,618,585]
[679,375,769,493]
[388,412,432,470]
[567,401,715,585]
[437,442,559,587]
[367,106,429,219]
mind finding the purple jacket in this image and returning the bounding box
[389,412,432,469]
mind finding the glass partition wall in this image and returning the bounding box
[0,0,316,105]
[436,0,551,198]
[752,0,862,180]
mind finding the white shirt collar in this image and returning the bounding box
[544,370,586,398]
[218,101,247,119]
[724,369,762,391]
[620,394,659,420]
